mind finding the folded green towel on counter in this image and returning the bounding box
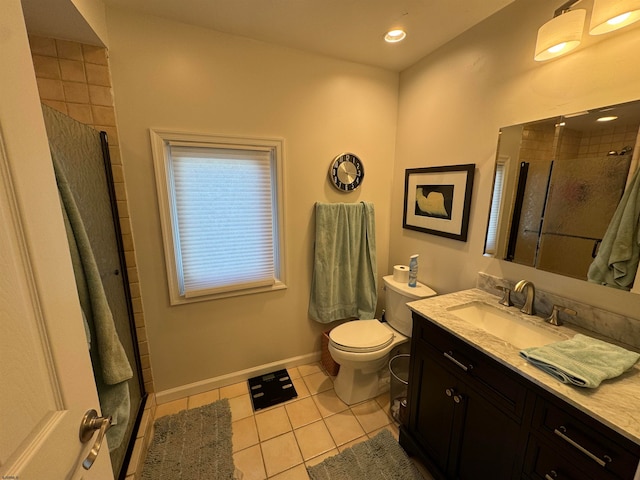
[520,334,639,388]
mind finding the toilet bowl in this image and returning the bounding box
[328,275,437,405]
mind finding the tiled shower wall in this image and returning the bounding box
[27,35,154,394]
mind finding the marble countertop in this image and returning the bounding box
[407,288,640,445]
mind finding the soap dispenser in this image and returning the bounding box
[408,254,419,287]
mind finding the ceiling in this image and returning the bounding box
[22,0,515,72]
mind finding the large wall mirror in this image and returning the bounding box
[485,99,640,292]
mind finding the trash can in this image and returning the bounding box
[389,354,410,424]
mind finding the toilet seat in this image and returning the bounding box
[329,320,394,353]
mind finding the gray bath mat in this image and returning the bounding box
[141,398,235,479]
[307,429,424,480]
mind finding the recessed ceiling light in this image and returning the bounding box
[385,29,407,43]
[597,115,618,122]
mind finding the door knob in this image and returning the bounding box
[79,409,112,470]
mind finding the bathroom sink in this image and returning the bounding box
[447,301,565,349]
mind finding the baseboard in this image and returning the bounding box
[155,351,322,405]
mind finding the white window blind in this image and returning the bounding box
[167,144,277,298]
[485,159,507,255]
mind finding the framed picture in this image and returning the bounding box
[403,164,475,241]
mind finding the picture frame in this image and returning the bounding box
[403,164,475,241]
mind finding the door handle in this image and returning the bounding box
[79,409,112,470]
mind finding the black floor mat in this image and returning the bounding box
[247,369,297,411]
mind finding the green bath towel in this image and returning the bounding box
[520,334,639,388]
[53,148,133,451]
[587,167,640,290]
[309,202,377,323]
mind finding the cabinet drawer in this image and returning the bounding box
[532,397,639,479]
[414,315,528,420]
[524,435,609,480]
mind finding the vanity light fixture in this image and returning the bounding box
[597,115,618,121]
[589,0,640,35]
[534,2,586,61]
[384,29,407,43]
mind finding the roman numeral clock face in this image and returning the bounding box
[329,153,364,192]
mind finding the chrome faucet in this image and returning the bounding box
[514,280,536,315]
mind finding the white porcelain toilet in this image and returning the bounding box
[328,275,437,404]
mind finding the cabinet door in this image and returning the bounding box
[454,385,522,480]
[409,347,463,475]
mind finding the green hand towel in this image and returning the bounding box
[309,202,377,323]
[520,334,639,388]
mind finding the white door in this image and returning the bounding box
[0,1,114,478]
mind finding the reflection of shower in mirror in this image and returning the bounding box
[485,98,640,292]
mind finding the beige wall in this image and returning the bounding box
[105,7,399,392]
[391,0,640,318]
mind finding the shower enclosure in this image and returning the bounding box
[41,104,144,478]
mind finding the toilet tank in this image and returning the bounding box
[382,275,437,337]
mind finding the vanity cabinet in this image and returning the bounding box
[401,315,532,479]
[401,312,640,480]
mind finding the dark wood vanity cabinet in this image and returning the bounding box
[400,313,640,480]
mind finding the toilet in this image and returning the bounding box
[328,275,437,404]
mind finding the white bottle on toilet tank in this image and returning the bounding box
[408,254,419,287]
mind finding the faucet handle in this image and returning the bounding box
[547,305,577,326]
[496,285,513,307]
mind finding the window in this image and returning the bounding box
[150,130,286,304]
[485,156,508,255]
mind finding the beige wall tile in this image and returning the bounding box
[32,55,60,79]
[98,125,119,145]
[41,99,67,114]
[29,35,57,56]
[129,282,141,298]
[112,164,125,182]
[59,59,86,82]
[66,103,93,124]
[83,44,108,65]
[109,145,121,164]
[140,354,150,370]
[138,341,149,356]
[63,82,89,103]
[86,63,111,86]
[36,77,64,101]
[89,85,113,106]
[55,40,83,61]
[92,105,116,125]
[127,266,139,283]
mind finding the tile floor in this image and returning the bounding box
[151,362,435,479]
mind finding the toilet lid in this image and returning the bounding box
[329,320,394,353]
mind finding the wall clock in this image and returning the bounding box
[329,153,364,192]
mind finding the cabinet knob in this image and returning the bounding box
[453,394,464,404]
[445,388,454,397]
[544,471,558,480]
